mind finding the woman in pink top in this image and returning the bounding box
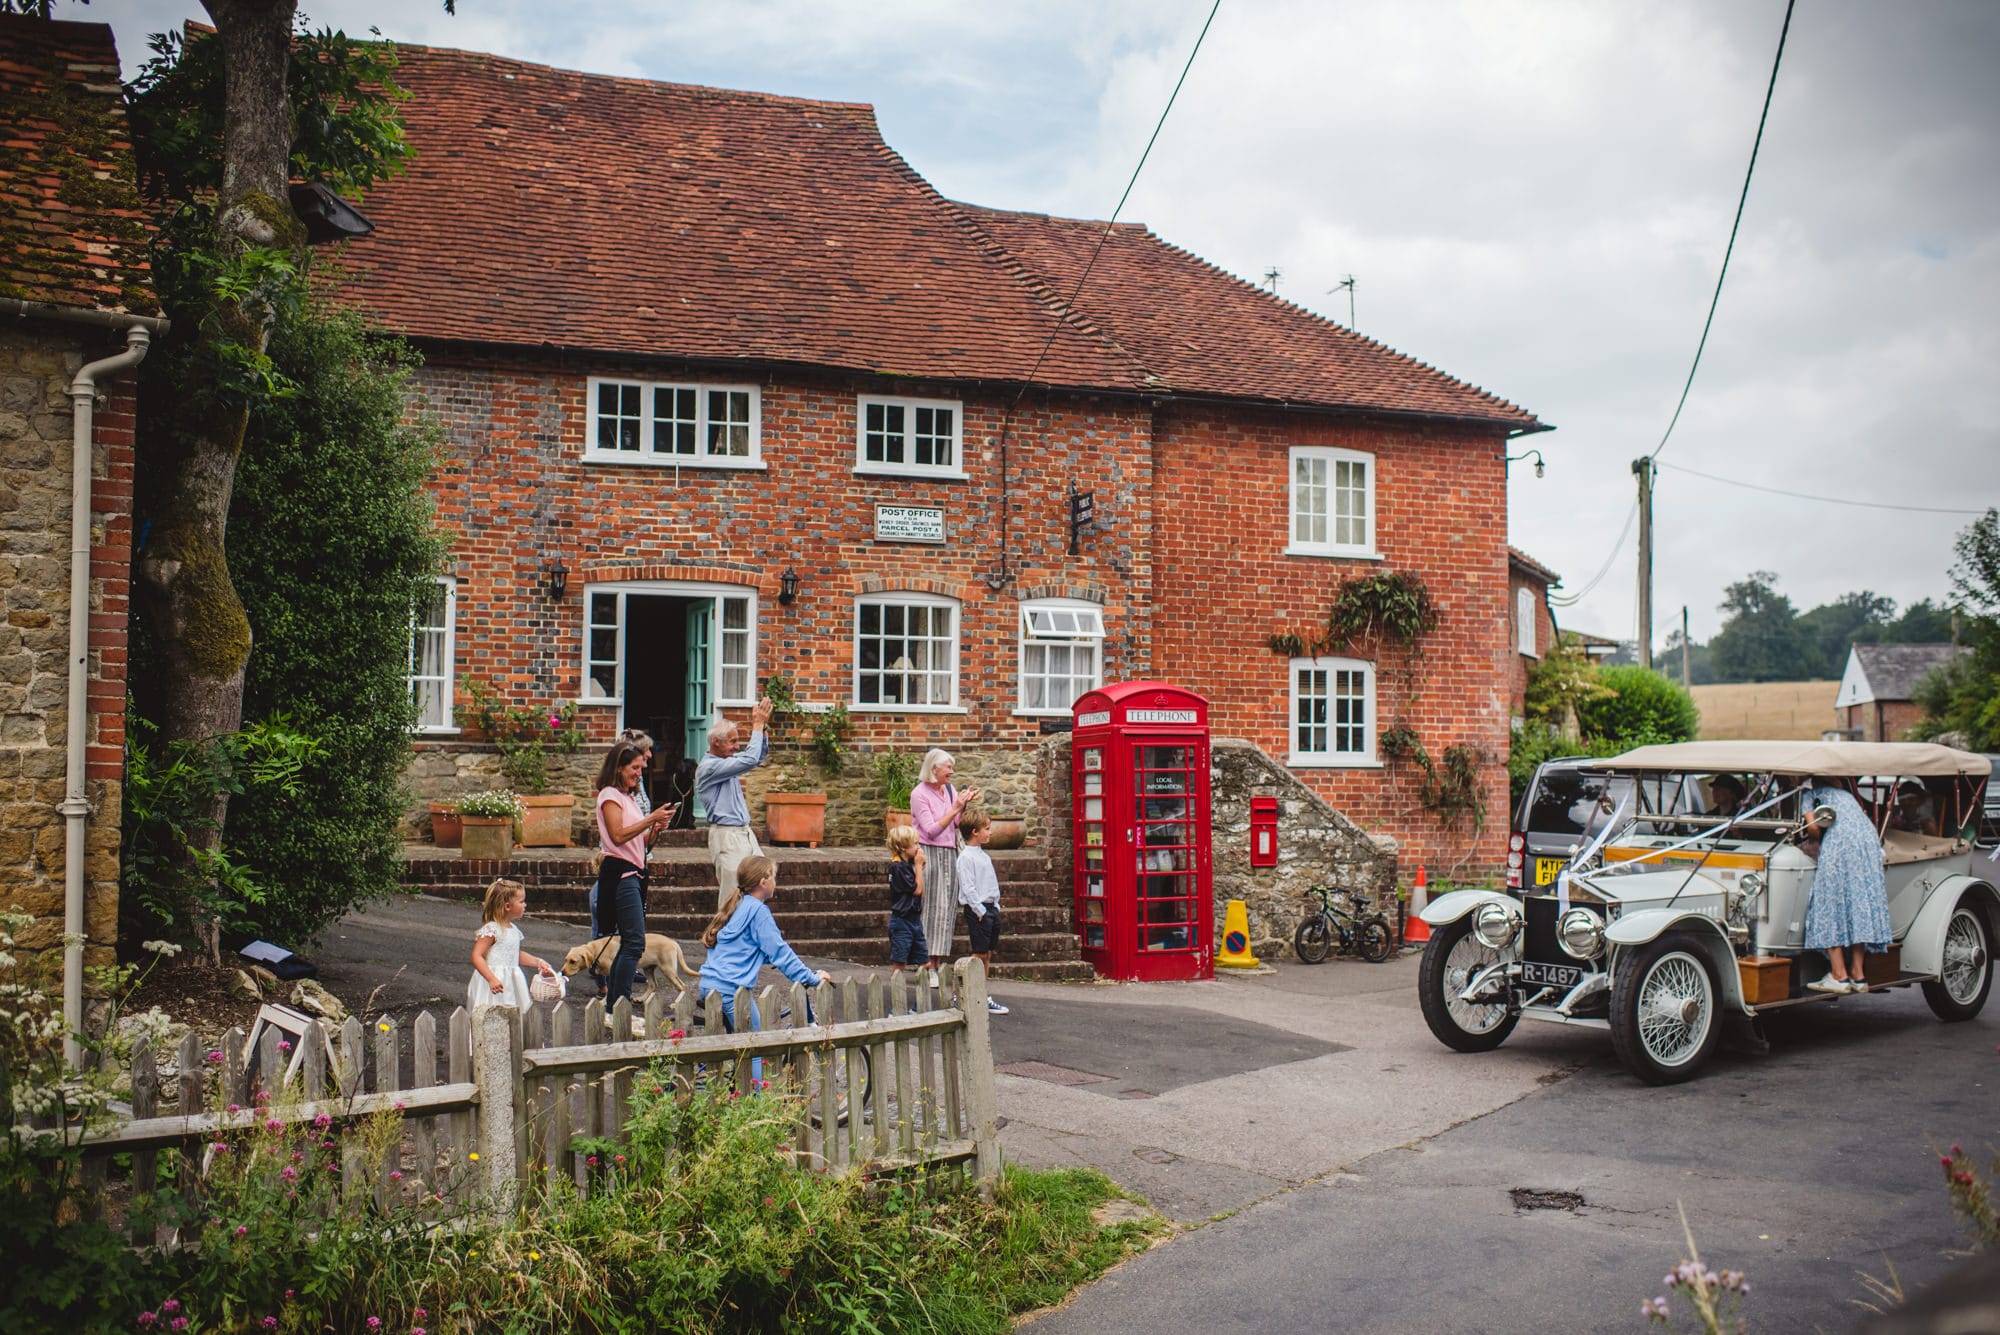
[595,740,676,1005]
[912,748,980,973]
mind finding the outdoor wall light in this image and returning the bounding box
[778,566,800,606]
[1507,448,1546,479]
[544,559,568,600]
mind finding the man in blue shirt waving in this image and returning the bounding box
[695,694,773,908]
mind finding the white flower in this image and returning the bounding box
[140,940,184,957]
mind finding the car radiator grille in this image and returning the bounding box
[1524,896,1563,964]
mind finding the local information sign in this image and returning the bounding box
[875,505,946,543]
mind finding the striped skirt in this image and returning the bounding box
[921,844,958,958]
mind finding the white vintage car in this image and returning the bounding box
[1417,740,1995,1084]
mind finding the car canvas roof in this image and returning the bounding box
[1596,740,1988,779]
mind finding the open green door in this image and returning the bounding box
[684,599,714,819]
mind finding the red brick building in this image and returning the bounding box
[332,43,1547,868]
[0,17,157,995]
[1506,547,1560,725]
[1836,643,1965,742]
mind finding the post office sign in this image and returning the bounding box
[874,505,946,543]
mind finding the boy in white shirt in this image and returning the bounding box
[955,812,1008,1015]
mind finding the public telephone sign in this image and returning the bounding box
[1076,710,1111,728]
[1126,708,1197,724]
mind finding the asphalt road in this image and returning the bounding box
[1023,983,1998,1335]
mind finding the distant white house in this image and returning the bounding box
[1833,643,1966,741]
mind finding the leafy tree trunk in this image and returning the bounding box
[132,0,300,962]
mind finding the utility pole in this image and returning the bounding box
[1633,457,1655,670]
[1681,605,1691,689]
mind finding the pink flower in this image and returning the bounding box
[313,1114,332,1130]
[137,1314,157,1328]
[414,1310,427,1321]
[390,1170,402,1181]
[668,1028,687,1042]
[206,1050,222,1063]
[265,1119,283,1133]
[367,1319,382,1331]
[587,1155,599,1167]
[253,1090,270,1105]
[281,1167,297,1182]
[171,1321,187,1333]
[549,715,561,728]
[262,1319,278,1329]
[278,1039,292,1052]
[284,1290,294,1301]
[613,1154,625,1165]
[235,1225,248,1237]
[228,1104,242,1113]
[764,1196,775,1206]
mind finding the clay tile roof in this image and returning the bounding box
[0,16,155,317]
[1508,545,1561,585]
[1852,643,1967,702]
[328,43,1144,390]
[964,206,1544,429]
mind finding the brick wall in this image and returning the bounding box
[1847,699,1927,743]
[1150,402,1513,873]
[0,322,136,973]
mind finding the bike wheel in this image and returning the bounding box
[1358,916,1394,963]
[1294,914,1334,964]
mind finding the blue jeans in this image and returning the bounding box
[888,913,928,965]
[703,988,764,1083]
[605,873,645,1005]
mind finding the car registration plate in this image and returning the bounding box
[1533,857,1567,886]
[1520,961,1583,989]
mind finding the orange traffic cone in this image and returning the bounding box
[1403,865,1431,945]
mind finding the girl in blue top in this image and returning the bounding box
[698,855,830,1074]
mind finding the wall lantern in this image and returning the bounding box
[1506,448,1546,479]
[778,566,800,606]
[543,559,568,600]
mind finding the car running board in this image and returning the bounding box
[1748,970,1929,1011]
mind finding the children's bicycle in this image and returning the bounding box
[1293,885,1395,964]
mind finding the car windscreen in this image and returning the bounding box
[1524,771,1636,839]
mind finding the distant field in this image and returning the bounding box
[1690,680,1839,740]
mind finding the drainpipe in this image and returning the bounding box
[62,326,150,1066]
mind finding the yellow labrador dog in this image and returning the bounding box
[561,934,700,997]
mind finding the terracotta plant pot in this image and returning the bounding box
[429,803,462,846]
[460,815,513,861]
[518,793,576,847]
[985,816,1027,850]
[884,808,914,836]
[765,792,827,847]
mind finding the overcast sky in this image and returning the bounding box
[82,0,2000,647]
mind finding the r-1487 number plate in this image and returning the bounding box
[1520,961,1583,989]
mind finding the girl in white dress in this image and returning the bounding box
[468,877,557,1011]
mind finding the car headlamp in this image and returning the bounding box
[1557,907,1606,960]
[1471,901,1522,950]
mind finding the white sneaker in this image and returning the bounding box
[926,971,941,987]
[986,996,1009,1015]
[1805,977,1848,994]
[1845,977,1869,994]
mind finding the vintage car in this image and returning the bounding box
[1418,740,1995,1084]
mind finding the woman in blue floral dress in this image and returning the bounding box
[1800,781,1892,993]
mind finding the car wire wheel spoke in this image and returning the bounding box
[1941,910,1988,1004]
[1635,953,1711,1066]
[1443,932,1508,1034]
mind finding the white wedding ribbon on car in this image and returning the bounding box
[1555,789,1632,915]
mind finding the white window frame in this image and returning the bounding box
[1016,598,1105,715]
[1517,587,1539,657]
[854,395,966,480]
[852,592,963,713]
[409,576,458,733]
[583,376,764,469]
[577,581,759,716]
[1289,656,1378,767]
[1286,445,1378,558]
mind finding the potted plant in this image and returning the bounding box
[428,800,462,846]
[760,680,840,847]
[457,790,524,861]
[873,750,919,835]
[463,676,587,846]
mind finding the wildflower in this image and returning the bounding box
[613,1154,626,1165]
[668,1028,687,1042]
[367,1319,382,1331]
[235,1225,248,1237]
[414,1311,427,1321]
[468,1152,479,1162]
[171,1321,187,1333]
[390,1169,404,1181]
[254,1090,270,1105]
[1953,1143,1964,1155]
[413,1329,426,1335]
[528,1251,540,1261]
[228,1104,242,1113]
[206,1050,223,1064]
[313,1113,333,1130]
[284,1290,294,1301]
[265,1119,283,1133]
[211,1142,230,1153]
[137,1314,157,1328]
[378,1021,391,1033]
[765,1196,775,1206]
[281,1167,297,1182]
[394,1101,405,1111]
[587,1155,599,1167]
[263,1319,278,1329]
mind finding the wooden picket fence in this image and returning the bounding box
[33,958,1001,1242]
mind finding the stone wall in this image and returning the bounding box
[0,322,136,974]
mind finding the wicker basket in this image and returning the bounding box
[529,972,567,1004]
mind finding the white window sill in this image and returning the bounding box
[1284,546,1383,561]
[852,464,968,482]
[575,697,623,707]
[415,727,461,737]
[581,452,766,470]
[850,704,969,715]
[1289,756,1383,769]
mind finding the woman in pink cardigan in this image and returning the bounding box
[912,748,980,974]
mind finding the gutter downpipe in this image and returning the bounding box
[62,326,151,1066]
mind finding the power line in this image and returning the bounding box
[1648,0,1795,464]
[1549,500,1640,607]
[1658,461,1990,515]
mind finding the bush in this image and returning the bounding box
[1507,721,1624,810]
[221,300,451,943]
[1575,666,1700,747]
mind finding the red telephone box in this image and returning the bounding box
[1071,681,1213,981]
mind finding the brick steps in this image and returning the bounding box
[401,846,1090,981]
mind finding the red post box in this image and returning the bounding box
[1071,681,1212,981]
[1249,796,1279,867]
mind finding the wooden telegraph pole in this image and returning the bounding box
[1633,457,1655,669]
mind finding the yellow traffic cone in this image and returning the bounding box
[1216,899,1261,969]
